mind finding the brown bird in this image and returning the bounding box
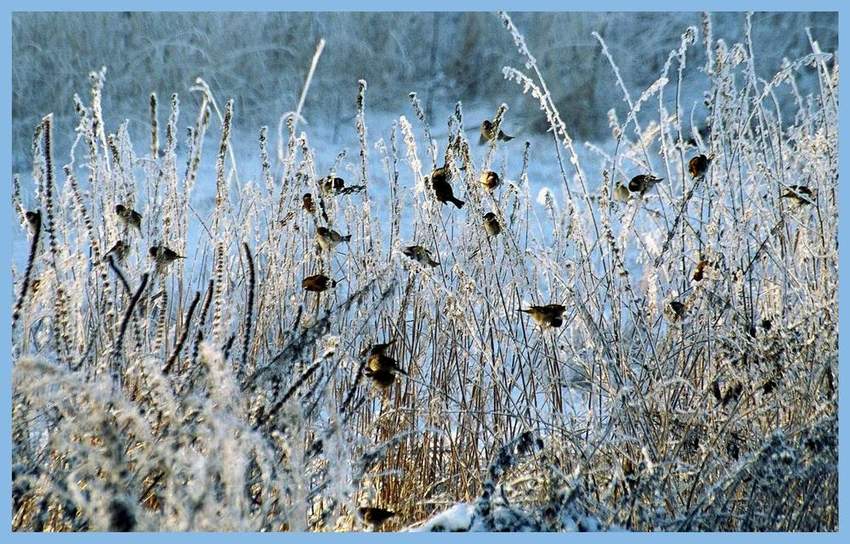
[149,245,183,266]
[688,154,711,179]
[480,170,501,191]
[320,176,365,196]
[320,176,345,194]
[402,245,440,267]
[302,193,316,214]
[628,175,663,196]
[316,226,351,252]
[479,119,513,144]
[781,185,815,205]
[483,212,501,236]
[358,506,396,528]
[302,274,336,293]
[519,304,566,328]
[428,166,465,209]
[692,259,710,282]
[25,210,41,230]
[667,300,687,320]
[115,204,142,231]
[105,240,130,262]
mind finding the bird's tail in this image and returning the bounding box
[452,198,465,209]
[518,308,531,314]
[341,234,352,242]
[478,134,488,145]
[501,134,514,142]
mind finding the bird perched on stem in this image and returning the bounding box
[480,119,513,144]
[365,352,406,389]
[402,245,440,267]
[302,274,336,293]
[483,212,501,236]
[149,245,183,266]
[519,304,566,328]
[316,226,351,252]
[781,185,815,206]
[628,174,663,196]
[480,170,501,191]
[105,240,130,262]
[688,154,712,179]
[358,506,396,529]
[115,204,142,231]
[428,166,465,208]
[321,175,365,196]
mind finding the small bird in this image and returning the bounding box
[24,210,42,233]
[483,212,501,236]
[149,245,183,266]
[358,506,396,528]
[105,240,130,262]
[367,353,406,376]
[364,368,396,389]
[613,182,631,202]
[115,204,142,231]
[316,226,351,252]
[667,300,687,320]
[429,166,465,209]
[628,175,663,196]
[688,154,711,179]
[302,274,336,293]
[479,119,513,144]
[320,176,365,196]
[480,170,501,191]
[692,259,709,282]
[781,185,815,205]
[519,304,566,328]
[320,176,345,194]
[402,245,440,267]
[360,338,397,357]
[303,193,316,214]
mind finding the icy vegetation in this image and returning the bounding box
[11,11,837,532]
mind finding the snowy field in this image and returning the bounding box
[11,11,838,532]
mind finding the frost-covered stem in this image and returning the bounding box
[12,211,41,330]
[240,242,256,378]
[149,92,159,158]
[163,290,200,375]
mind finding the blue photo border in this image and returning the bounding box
[1,1,845,541]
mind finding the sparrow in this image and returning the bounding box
[479,119,513,144]
[360,338,397,357]
[688,154,711,179]
[320,176,365,196]
[667,300,687,320]
[781,185,815,205]
[483,212,501,236]
[25,210,41,230]
[402,245,440,267]
[428,166,465,209]
[692,259,710,282]
[149,245,183,266]
[613,182,631,202]
[519,304,566,328]
[320,176,345,194]
[366,353,406,376]
[480,170,501,191]
[115,204,142,231]
[628,175,663,196]
[358,506,396,528]
[105,240,131,261]
[302,274,336,292]
[316,226,351,252]
[303,193,316,214]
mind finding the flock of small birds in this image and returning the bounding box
[105,204,185,270]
